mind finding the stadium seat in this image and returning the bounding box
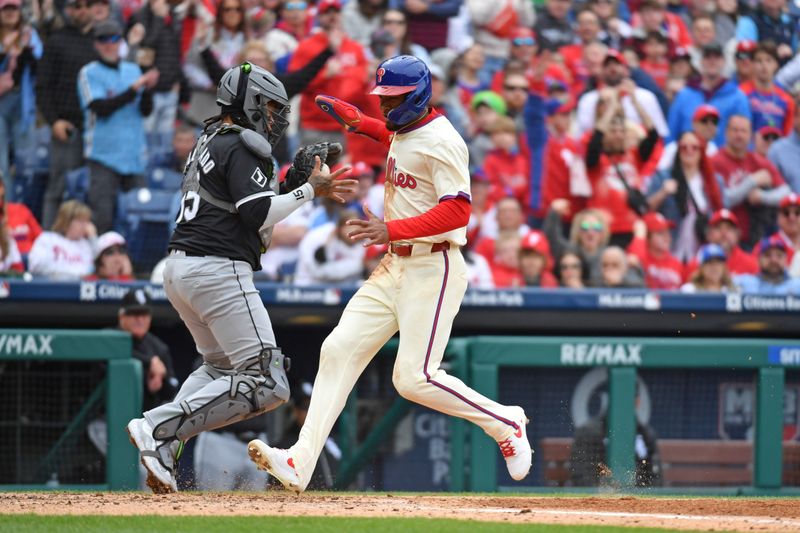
[116,188,176,272]
[63,166,90,204]
[147,167,183,191]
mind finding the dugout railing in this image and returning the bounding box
[0,329,140,490]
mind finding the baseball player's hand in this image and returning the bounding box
[347,204,389,246]
[307,156,357,203]
[315,95,363,132]
[147,355,167,393]
[286,142,343,191]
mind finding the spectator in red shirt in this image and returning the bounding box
[483,115,529,210]
[584,83,660,247]
[681,243,737,293]
[632,0,693,49]
[489,231,523,288]
[518,230,557,288]
[638,31,670,90]
[289,0,368,147]
[560,9,604,93]
[686,209,759,276]
[0,176,41,256]
[475,196,530,253]
[627,212,685,290]
[711,114,790,247]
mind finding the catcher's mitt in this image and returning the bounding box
[284,142,343,192]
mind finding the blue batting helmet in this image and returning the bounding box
[369,55,431,127]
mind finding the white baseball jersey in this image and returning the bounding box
[384,115,471,246]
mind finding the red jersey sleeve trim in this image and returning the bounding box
[386,196,471,242]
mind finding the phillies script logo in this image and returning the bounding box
[376,68,385,83]
[386,156,417,189]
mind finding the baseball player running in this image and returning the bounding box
[126,62,355,493]
[248,55,532,492]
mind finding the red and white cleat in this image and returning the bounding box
[247,439,302,493]
[497,407,532,481]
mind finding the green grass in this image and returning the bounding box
[0,515,682,533]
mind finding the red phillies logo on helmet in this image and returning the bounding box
[386,157,417,189]
[376,67,385,83]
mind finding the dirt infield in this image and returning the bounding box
[2,492,800,532]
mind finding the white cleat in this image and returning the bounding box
[498,407,533,481]
[248,439,302,493]
[126,417,178,494]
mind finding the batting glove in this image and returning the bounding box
[315,94,363,132]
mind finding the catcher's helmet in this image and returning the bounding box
[216,62,290,146]
[369,55,431,127]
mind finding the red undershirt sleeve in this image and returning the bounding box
[386,196,471,242]
[355,114,393,147]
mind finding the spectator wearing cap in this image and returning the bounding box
[626,212,685,290]
[768,97,800,192]
[28,200,96,280]
[648,130,724,261]
[735,236,800,294]
[584,85,660,247]
[482,115,529,210]
[667,45,694,87]
[534,0,576,51]
[118,288,178,412]
[740,42,795,137]
[732,40,756,85]
[576,49,669,138]
[85,231,133,280]
[631,0,693,50]
[0,175,40,257]
[388,0,460,52]
[289,0,368,148]
[466,0,535,81]
[657,104,720,170]
[294,209,365,286]
[0,0,42,196]
[667,42,751,147]
[468,90,506,168]
[78,19,157,234]
[755,125,782,158]
[735,0,797,62]
[342,0,386,48]
[686,208,758,276]
[711,115,790,247]
[519,230,558,288]
[755,193,800,265]
[681,243,736,293]
[35,0,98,230]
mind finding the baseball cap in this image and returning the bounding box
[93,19,122,39]
[671,46,690,60]
[709,209,739,227]
[471,169,490,184]
[520,230,551,256]
[120,289,152,315]
[758,125,782,140]
[758,235,787,254]
[317,0,341,12]
[735,40,757,59]
[603,48,628,67]
[94,231,127,260]
[692,104,720,122]
[545,97,575,116]
[780,193,800,209]
[470,91,507,115]
[701,43,724,58]
[643,212,674,233]
[698,243,726,264]
[350,161,375,179]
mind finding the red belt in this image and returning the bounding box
[389,242,451,257]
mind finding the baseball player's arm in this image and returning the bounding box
[315,95,393,147]
[347,198,470,245]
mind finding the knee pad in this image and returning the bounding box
[153,347,291,442]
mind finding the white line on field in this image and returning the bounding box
[443,507,800,527]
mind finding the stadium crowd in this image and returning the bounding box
[1,0,800,294]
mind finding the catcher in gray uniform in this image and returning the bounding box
[126,62,356,494]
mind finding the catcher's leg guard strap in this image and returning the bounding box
[152,348,291,442]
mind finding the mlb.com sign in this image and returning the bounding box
[560,343,643,365]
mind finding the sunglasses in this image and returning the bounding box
[512,37,535,47]
[679,143,700,153]
[0,4,20,11]
[763,133,780,142]
[580,220,603,232]
[284,1,306,8]
[735,52,753,61]
[101,244,128,257]
[504,84,528,92]
[699,116,719,125]
[560,262,581,270]
[383,18,405,25]
[95,34,122,43]
[780,208,800,217]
